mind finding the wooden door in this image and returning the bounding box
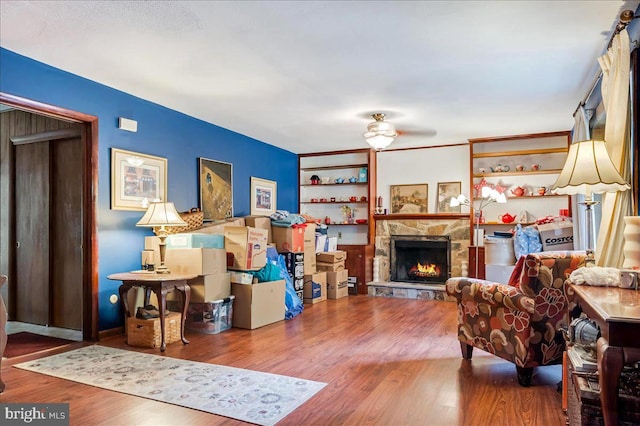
[15,142,50,325]
[51,137,83,329]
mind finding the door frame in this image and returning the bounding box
[1,92,99,341]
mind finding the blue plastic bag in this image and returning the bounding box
[265,247,304,319]
[514,224,543,259]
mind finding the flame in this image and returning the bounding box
[409,262,441,277]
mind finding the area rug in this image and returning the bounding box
[14,345,326,425]
[4,332,75,358]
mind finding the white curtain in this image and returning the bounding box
[595,29,632,267]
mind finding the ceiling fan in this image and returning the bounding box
[362,112,436,151]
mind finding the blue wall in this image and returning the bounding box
[0,48,299,330]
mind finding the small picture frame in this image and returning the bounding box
[199,158,233,221]
[390,184,428,214]
[437,181,462,213]
[111,148,167,211]
[250,177,277,216]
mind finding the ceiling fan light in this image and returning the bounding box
[366,134,394,150]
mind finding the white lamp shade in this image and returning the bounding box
[136,202,186,227]
[551,139,630,195]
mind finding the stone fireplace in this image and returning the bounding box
[390,235,450,284]
[370,215,469,300]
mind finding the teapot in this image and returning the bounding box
[537,186,548,196]
[510,186,526,197]
[349,176,357,183]
[499,213,516,224]
[335,177,345,184]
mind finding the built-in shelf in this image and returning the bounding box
[326,222,368,226]
[473,194,569,200]
[300,163,369,172]
[472,147,567,158]
[300,182,368,187]
[473,169,563,178]
[373,213,469,221]
[301,201,368,205]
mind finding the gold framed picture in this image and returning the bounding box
[199,157,233,221]
[390,184,428,214]
[437,181,462,213]
[111,148,167,211]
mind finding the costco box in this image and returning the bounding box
[303,271,327,304]
[316,260,345,272]
[224,226,268,270]
[538,221,574,251]
[272,226,306,253]
[164,248,227,275]
[244,216,272,242]
[167,233,224,249]
[327,270,349,299]
[185,296,234,334]
[231,280,286,329]
[347,276,358,295]
[317,250,347,263]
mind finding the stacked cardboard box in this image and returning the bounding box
[303,271,327,304]
[316,250,346,272]
[224,226,269,270]
[316,251,348,299]
[281,252,305,302]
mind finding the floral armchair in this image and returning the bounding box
[445,251,586,386]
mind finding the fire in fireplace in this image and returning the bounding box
[390,235,450,284]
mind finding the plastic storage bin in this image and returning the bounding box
[185,296,234,334]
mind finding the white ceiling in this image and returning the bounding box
[0,1,638,154]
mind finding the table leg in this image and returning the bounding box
[176,284,191,345]
[119,284,133,336]
[153,287,167,352]
[597,337,624,426]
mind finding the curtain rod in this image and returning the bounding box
[573,9,638,117]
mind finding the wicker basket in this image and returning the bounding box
[127,312,181,348]
[154,208,203,235]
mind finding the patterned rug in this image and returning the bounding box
[14,345,326,425]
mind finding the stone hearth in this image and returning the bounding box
[368,215,470,300]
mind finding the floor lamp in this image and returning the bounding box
[551,140,630,266]
[451,186,507,278]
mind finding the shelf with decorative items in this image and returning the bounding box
[299,149,376,246]
[468,131,572,246]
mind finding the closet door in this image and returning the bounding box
[51,137,83,329]
[15,142,50,325]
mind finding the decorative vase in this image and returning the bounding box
[623,216,640,269]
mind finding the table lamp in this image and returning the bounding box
[551,139,630,265]
[136,201,186,273]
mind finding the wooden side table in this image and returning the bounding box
[567,284,640,426]
[108,272,195,352]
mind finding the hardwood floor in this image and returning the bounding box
[1,296,565,425]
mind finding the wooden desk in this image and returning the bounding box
[108,272,195,352]
[567,284,640,426]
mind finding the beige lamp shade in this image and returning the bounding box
[551,139,630,195]
[136,202,186,227]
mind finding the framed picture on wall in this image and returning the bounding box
[390,184,428,214]
[250,177,277,216]
[199,157,233,221]
[437,181,462,213]
[111,148,167,211]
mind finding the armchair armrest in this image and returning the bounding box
[446,277,534,314]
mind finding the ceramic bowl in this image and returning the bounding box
[355,219,367,224]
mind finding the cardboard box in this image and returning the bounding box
[316,260,345,272]
[167,233,224,249]
[538,221,574,251]
[316,250,347,263]
[187,273,231,303]
[185,296,234,334]
[272,226,306,253]
[303,224,316,274]
[281,252,304,280]
[347,276,358,295]
[231,280,285,329]
[197,217,246,235]
[144,236,161,263]
[244,216,272,242]
[230,271,255,284]
[224,226,268,270]
[164,248,227,276]
[327,270,349,299]
[303,271,327,304]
